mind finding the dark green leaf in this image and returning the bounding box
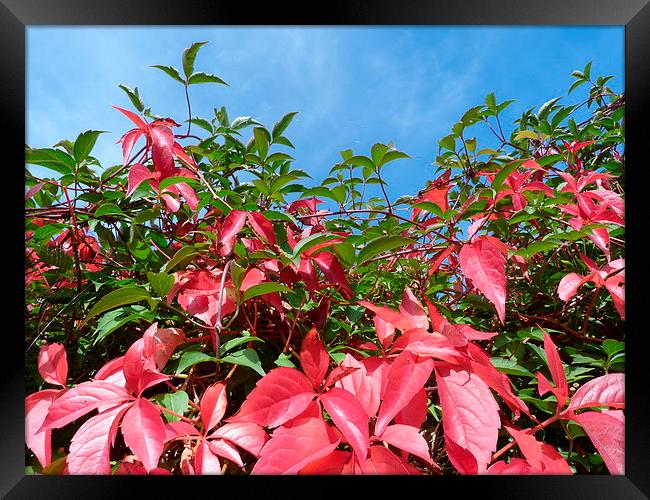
[147,272,175,297]
[241,283,292,302]
[151,65,185,84]
[25,148,75,175]
[272,112,298,139]
[188,72,228,86]
[157,391,189,423]
[175,351,217,374]
[220,348,265,376]
[182,41,208,79]
[82,286,154,326]
[162,245,200,272]
[118,84,144,112]
[357,235,416,264]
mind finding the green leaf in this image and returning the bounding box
[492,161,522,191]
[188,72,228,86]
[221,348,265,376]
[25,148,75,175]
[118,84,144,112]
[147,272,175,298]
[158,176,197,191]
[412,201,444,217]
[241,283,292,302]
[513,130,540,141]
[602,340,625,357]
[162,245,199,272]
[344,155,374,169]
[151,65,185,84]
[272,112,298,139]
[92,305,153,346]
[515,239,560,258]
[371,143,389,166]
[357,235,416,264]
[485,92,496,110]
[182,41,208,79]
[538,97,561,120]
[31,223,66,242]
[157,391,189,423]
[73,130,106,163]
[379,150,410,167]
[188,117,213,133]
[490,357,535,377]
[37,247,73,271]
[220,335,265,355]
[253,127,269,160]
[274,352,296,368]
[175,351,217,374]
[82,286,154,326]
[292,233,341,259]
[94,203,125,218]
[438,135,456,152]
[266,152,294,163]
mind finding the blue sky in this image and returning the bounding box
[27,27,624,200]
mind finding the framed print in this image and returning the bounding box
[5,0,649,497]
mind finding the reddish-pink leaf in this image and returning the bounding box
[93,356,126,388]
[300,327,330,389]
[164,421,200,442]
[208,439,243,468]
[210,422,268,458]
[150,124,175,177]
[363,445,419,475]
[143,323,186,371]
[399,287,429,330]
[299,450,352,474]
[459,236,507,323]
[444,437,478,474]
[67,403,131,474]
[121,398,166,472]
[297,256,318,296]
[201,382,228,432]
[247,212,276,244]
[194,440,221,475]
[394,387,428,429]
[225,367,316,428]
[466,343,530,419]
[251,416,341,474]
[41,381,132,431]
[312,251,353,299]
[219,210,247,256]
[335,354,381,419]
[574,410,624,474]
[375,351,434,436]
[557,272,586,301]
[113,105,149,131]
[127,163,158,197]
[373,314,395,351]
[37,343,68,388]
[25,389,60,468]
[123,337,169,397]
[605,273,625,320]
[435,362,501,473]
[359,301,410,332]
[486,457,536,474]
[118,128,145,165]
[320,387,370,460]
[542,331,568,408]
[505,426,572,474]
[390,328,463,363]
[568,373,624,411]
[377,424,432,463]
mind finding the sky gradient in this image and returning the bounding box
[27,26,624,199]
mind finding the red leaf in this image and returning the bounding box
[320,387,370,460]
[118,128,144,165]
[312,251,353,299]
[67,403,131,474]
[335,354,381,419]
[358,301,410,332]
[444,437,478,474]
[121,398,166,472]
[226,367,316,428]
[25,389,60,468]
[363,445,419,474]
[486,457,536,474]
[37,343,68,388]
[164,421,200,442]
[127,163,159,197]
[375,351,434,436]
[201,382,228,432]
[399,287,429,330]
[459,236,507,323]
[210,422,268,458]
[208,439,243,468]
[435,362,501,473]
[557,272,586,301]
[123,337,169,397]
[247,212,276,244]
[150,124,175,177]
[394,387,428,429]
[574,410,624,474]
[377,424,432,463]
[542,331,568,408]
[298,256,318,296]
[219,210,247,256]
[568,373,624,411]
[505,426,572,474]
[93,356,126,387]
[390,328,463,363]
[194,440,221,475]
[373,314,395,351]
[41,381,133,431]
[251,416,341,474]
[113,105,149,131]
[299,450,352,474]
[300,327,330,389]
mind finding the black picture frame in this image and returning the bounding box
[4,1,649,498]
